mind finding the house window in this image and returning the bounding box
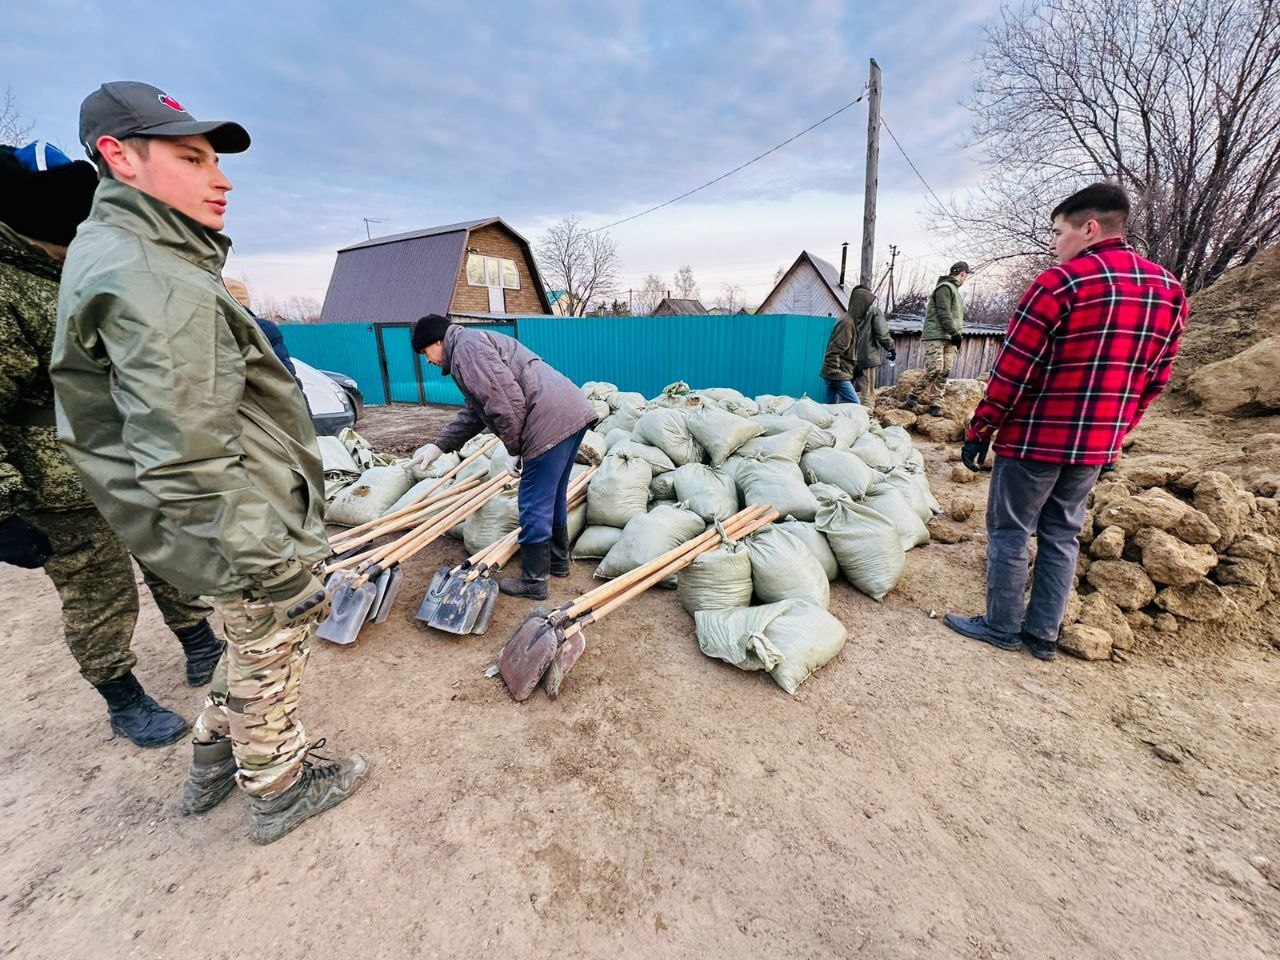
[466,253,520,290]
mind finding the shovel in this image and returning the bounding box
[414,532,511,626]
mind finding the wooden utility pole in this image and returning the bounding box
[860,59,882,287]
[887,244,899,313]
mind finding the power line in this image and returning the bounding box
[587,89,867,235]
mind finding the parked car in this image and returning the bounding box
[294,358,356,436]
[321,370,364,421]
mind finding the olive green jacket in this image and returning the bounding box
[0,222,92,519]
[51,179,327,596]
[923,275,965,340]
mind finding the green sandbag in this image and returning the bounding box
[459,433,495,458]
[463,483,521,555]
[695,599,848,694]
[736,428,809,464]
[384,475,453,517]
[606,390,647,412]
[488,447,520,478]
[587,452,652,528]
[597,402,644,435]
[575,430,607,466]
[611,438,676,474]
[720,396,760,418]
[685,405,765,466]
[634,409,705,466]
[752,414,835,451]
[677,541,753,614]
[800,447,877,500]
[325,463,417,526]
[825,416,864,450]
[604,427,632,451]
[881,426,914,466]
[775,517,839,581]
[457,455,490,481]
[824,404,872,436]
[816,494,905,601]
[754,394,796,415]
[694,601,786,672]
[736,455,820,522]
[879,466,934,523]
[863,486,930,550]
[568,501,587,544]
[595,503,705,584]
[582,380,618,401]
[672,463,739,522]
[850,433,894,472]
[782,396,835,428]
[649,472,676,500]
[743,525,830,607]
[573,525,623,559]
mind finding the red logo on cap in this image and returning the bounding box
[158,94,185,113]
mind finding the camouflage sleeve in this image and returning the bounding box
[0,299,39,519]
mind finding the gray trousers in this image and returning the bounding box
[985,456,1101,642]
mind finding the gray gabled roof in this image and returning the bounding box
[652,297,708,315]
[757,250,855,315]
[336,217,517,253]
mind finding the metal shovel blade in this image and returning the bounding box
[469,579,502,635]
[415,564,464,624]
[316,577,379,645]
[368,565,403,624]
[542,626,588,701]
[497,607,559,701]
[427,569,494,635]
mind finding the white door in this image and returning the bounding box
[488,285,505,311]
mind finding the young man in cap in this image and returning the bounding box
[906,261,970,417]
[52,82,368,843]
[0,140,220,747]
[945,183,1186,660]
[410,314,597,599]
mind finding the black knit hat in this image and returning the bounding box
[411,314,452,352]
[0,146,99,246]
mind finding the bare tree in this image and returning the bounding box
[672,264,699,300]
[256,294,322,324]
[634,273,665,315]
[535,216,620,316]
[0,88,32,147]
[715,283,747,313]
[942,0,1280,292]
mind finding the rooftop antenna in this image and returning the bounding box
[362,217,386,240]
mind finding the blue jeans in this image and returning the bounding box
[518,429,586,544]
[824,379,860,404]
[985,456,1102,641]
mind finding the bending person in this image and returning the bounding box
[410,315,597,600]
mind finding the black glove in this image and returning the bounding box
[0,515,53,568]
[950,334,962,348]
[886,348,897,362]
[961,438,990,473]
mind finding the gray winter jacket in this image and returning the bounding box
[434,325,597,459]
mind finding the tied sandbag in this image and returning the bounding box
[825,404,872,435]
[458,455,490,481]
[611,438,676,474]
[737,455,820,522]
[581,380,619,402]
[384,475,453,516]
[575,430,607,466]
[324,463,416,526]
[573,525,623,559]
[699,387,746,404]
[568,501,588,544]
[808,481,850,502]
[604,428,632,451]
[908,462,942,514]
[753,414,835,452]
[672,463,740,522]
[850,433,894,472]
[782,397,835,428]
[737,428,809,464]
[719,395,760,418]
[720,456,746,482]
[488,447,520,478]
[881,426,914,466]
[595,502,705,584]
[879,467,934,523]
[589,399,611,421]
[422,450,462,479]
[459,433,495,458]
[317,434,359,476]
[744,525,830,607]
[649,472,676,500]
[863,487,930,550]
[650,381,691,407]
[686,405,765,466]
[775,517,839,581]
[606,390,647,412]
[678,541,753,614]
[800,448,877,500]
[587,453,653,528]
[817,494,905,601]
[754,394,796,415]
[694,599,848,695]
[825,416,864,450]
[633,409,705,466]
[597,402,644,436]
[463,484,520,555]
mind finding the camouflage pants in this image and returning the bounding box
[193,589,321,798]
[25,507,212,687]
[854,366,878,409]
[917,340,959,407]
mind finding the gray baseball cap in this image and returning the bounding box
[79,81,250,158]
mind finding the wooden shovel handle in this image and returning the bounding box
[381,472,516,567]
[329,474,485,552]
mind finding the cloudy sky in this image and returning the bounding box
[5,0,1004,308]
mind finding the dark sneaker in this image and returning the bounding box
[175,620,224,686]
[180,739,238,815]
[943,613,1023,652]
[1020,632,1057,661]
[248,751,369,845]
[927,405,944,418]
[95,672,189,748]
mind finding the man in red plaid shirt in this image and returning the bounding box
[945,183,1188,660]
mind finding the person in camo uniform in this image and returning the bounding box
[0,140,222,747]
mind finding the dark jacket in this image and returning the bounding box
[254,316,297,377]
[434,325,597,459]
[923,276,965,340]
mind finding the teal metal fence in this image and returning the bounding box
[279,315,836,407]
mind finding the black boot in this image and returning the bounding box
[499,541,550,600]
[902,394,919,411]
[550,524,571,578]
[180,738,238,815]
[94,672,189,748]
[926,405,944,418]
[174,620,224,686]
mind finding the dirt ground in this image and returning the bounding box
[2,403,1277,960]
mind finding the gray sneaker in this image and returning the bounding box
[180,739,238,815]
[248,750,369,845]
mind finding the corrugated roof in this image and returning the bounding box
[804,251,855,307]
[653,298,708,315]
[337,218,499,252]
[320,229,467,324]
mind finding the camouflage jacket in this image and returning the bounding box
[0,222,90,518]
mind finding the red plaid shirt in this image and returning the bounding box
[967,238,1188,465]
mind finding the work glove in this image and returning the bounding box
[961,438,990,473]
[0,515,53,568]
[950,334,962,349]
[885,348,897,362]
[263,565,331,625]
[410,443,443,471]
